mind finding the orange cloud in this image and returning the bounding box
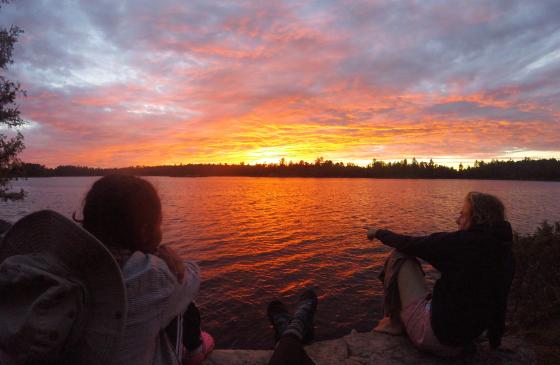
[6,0,559,167]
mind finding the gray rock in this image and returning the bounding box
[203,349,272,365]
[306,337,349,365]
[203,331,535,365]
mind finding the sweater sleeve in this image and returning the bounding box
[122,252,201,331]
[375,229,459,269]
[161,260,201,329]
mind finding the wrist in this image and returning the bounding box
[367,227,378,240]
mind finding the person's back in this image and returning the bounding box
[115,250,200,364]
[370,191,515,354]
[77,175,211,364]
[423,222,514,346]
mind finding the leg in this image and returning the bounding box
[182,303,215,365]
[283,290,318,344]
[267,301,292,344]
[374,259,427,335]
[165,303,201,350]
[267,290,318,365]
[183,302,202,350]
[397,259,428,308]
[268,334,316,365]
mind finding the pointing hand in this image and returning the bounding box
[364,225,379,241]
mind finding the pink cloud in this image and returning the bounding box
[3,0,558,167]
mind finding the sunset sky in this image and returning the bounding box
[2,0,559,167]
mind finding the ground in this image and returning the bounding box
[203,330,535,365]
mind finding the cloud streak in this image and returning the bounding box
[2,0,559,167]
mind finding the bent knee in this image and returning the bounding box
[398,259,428,307]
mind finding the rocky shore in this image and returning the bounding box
[203,330,535,365]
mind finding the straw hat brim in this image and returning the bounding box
[0,210,127,364]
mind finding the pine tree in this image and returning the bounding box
[0,0,26,200]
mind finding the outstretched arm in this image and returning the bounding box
[367,227,460,269]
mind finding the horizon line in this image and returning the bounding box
[24,156,559,170]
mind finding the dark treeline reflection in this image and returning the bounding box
[19,157,560,181]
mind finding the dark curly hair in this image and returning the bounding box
[466,191,506,227]
[76,175,162,253]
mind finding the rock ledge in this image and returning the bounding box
[203,330,535,365]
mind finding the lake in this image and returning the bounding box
[1,177,559,349]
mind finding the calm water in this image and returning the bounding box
[1,177,559,349]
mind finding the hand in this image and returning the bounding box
[155,245,185,283]
[364,225,379,241]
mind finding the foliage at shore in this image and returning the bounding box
[17,157,560,181]
[0,0,26,201]
[509,221,560,363]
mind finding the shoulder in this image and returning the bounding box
[121,251,200,304]
[122,251,199,287]
[439,230,484,249]
[122,251,173,279]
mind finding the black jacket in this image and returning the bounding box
[376,222,515,347]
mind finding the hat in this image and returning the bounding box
[0,210,127,364]
[0,219,10,240]
[0,219,10,235]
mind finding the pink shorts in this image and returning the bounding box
[400,296,463,357]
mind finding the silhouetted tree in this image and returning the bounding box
[0,0,25,200]
[18,158,560,180]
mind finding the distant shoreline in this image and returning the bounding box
[16,158,560,181]
[16,175,560,182]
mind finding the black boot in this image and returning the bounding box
[267,300,293,344]
[284,289,318,344]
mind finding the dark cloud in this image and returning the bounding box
[426,101,554,122]
[1,0,558,166]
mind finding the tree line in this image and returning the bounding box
[16,157,560,181]
[0,0,26,200]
